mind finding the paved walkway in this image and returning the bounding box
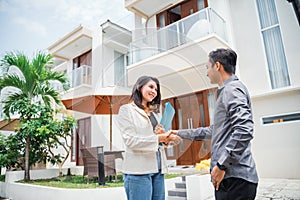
[255,178,300,200]
[165,176,300,200]
[166,166,300,200]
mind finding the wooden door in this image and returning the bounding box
[175,94,201,165]
[76,117,91,166]
[172,92,211,165]
[181,0,198,18]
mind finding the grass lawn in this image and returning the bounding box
[17,173,182,189]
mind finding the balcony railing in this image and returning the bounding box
[128,7,227,65]
[51,80,65,93]
[69,65,92,88]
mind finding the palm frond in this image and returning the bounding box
[0,51,30,71]
[0,73,27,93]
[32,51,53,74]
[2,93,28,119]
[0,51,37,95]
[35,84,61,106]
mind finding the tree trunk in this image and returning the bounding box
[24,136,30,181]
[58,163,63,178]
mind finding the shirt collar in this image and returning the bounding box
[219,74,239,90]
[217,75,238,98]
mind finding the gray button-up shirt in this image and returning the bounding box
[178,75,258,183]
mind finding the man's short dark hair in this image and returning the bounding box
[208,48,237,74]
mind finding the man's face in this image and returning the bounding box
[206,58,220,85]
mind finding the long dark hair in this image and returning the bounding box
[130,76,161,112]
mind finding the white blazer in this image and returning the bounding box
[117,103,168,174]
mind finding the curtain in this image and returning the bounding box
[256,0,290,89]
[262,27,290,88]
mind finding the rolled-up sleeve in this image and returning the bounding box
[117,105,159,152]
[218,87,253,166]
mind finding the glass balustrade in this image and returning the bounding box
[128,8,227,65]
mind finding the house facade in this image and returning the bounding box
[124,0,300,179]
[48,21,132,167]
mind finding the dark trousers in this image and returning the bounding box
[215,177,258,200]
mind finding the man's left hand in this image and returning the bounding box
[211,165,226,191]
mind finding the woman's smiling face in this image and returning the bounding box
[141,80,158,105]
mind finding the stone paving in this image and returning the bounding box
[168,165,300,200]
[188,178,300,200]
[255,178,300,200]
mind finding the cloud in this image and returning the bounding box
[0,0,10,13]
[1,0,133,28]
[13,17,47,37]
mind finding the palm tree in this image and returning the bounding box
[0,51,69,181]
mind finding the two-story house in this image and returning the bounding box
[48,20,132,167]
[124,0,300,179]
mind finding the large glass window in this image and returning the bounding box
[256,0,290,89]
[114,51,126,86]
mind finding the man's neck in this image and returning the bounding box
[218,73,232,86]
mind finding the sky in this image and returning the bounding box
[0,0,133,58]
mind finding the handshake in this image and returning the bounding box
[154,124,181,146]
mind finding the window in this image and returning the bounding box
[262,112,300,124]
[114,51,126,86]
[256,0,290,89]
[72,50,92,69]
[156,0,207,28]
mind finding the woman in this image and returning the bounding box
[117,76,180,200]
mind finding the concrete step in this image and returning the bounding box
[168,188,187,197]
[181,176,186,182]
[167,196,187,200]
[175,182,186,189]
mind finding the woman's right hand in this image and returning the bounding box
[158,131,181,145]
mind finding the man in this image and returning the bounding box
[171,48,258,199]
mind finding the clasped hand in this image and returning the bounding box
[154,124,181,146]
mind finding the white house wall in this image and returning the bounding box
[92,26,104,90]
[91,115,109,150]
[228,0,300,178]
[102,45,116,88]
[209,0,235,47]
[91,115,124,152]
[252,89,300,178]
[228,0,270,95]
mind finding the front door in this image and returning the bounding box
[76,117,91,166]
[163,90,212,165]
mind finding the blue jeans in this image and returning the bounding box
[123,171,165,200]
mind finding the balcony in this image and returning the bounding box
[125,0,182,18]
[101,20,132,54]
[60,65,92,100]
[48,25,93,60]
[127,8,231,98]
[51,80,65,94]
[70,65,92,88]
[128,8,228,65]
